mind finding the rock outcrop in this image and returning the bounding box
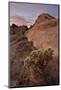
[26,13,59,56]
[10,24,36,87]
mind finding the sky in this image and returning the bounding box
[9,2,59,26]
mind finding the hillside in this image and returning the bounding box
[26,13,59,55]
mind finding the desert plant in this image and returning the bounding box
[24,48,54,85]
[25,48,53,70]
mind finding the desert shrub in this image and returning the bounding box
[24,48,55,85]
[25,48,53,70]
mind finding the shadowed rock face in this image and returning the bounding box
[10,24,36,87]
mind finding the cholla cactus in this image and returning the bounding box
[24,48,54,85]
[25,48,54,70]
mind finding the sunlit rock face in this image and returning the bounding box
[26,13,58,56]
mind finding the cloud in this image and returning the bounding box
[10,16,31,26]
